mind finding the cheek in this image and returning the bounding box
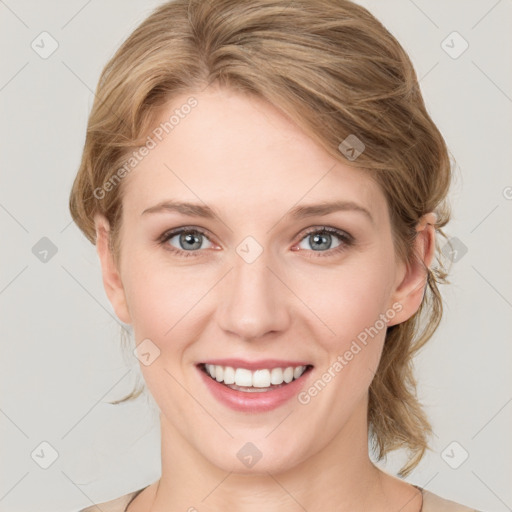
[292,256,396,343]
[121,261,210,400]
[121,251,214,345]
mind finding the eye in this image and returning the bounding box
[293,226,353,256]
[159,227,215,256]
[158,225,354,258]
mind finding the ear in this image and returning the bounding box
[387,223,436,327]
[94,214,132,324]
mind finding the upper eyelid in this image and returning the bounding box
[300,225,351,238]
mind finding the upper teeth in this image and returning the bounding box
[204,364,307,387]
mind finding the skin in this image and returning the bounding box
[94,85,434,512]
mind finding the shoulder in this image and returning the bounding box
[76,485,486,512]
[421,488,484,512]
[77,487,146,512]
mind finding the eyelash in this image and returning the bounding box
[157,226,354,259]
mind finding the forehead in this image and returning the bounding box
[120,87,387,221]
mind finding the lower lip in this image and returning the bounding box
[197,365,313,413]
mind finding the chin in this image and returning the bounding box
[202,436,308,476]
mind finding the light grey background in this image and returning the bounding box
[1,1,511,511]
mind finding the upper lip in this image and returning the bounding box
[199,359,313,371]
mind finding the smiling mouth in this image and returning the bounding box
[198,363,314,393]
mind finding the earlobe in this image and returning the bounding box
[387,221,436,327]
[94,214,132,324]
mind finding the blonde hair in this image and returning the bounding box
[69,0,452,477]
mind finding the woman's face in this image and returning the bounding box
[97,86,423,474]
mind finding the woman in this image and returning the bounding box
[69,0,482,510]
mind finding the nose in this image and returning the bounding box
[215,250,292,341]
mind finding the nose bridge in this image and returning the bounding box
[215,246,291,340]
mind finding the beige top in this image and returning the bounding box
[79,485,483,512]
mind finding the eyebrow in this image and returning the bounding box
[142,200,218,219]
[141,199,373,223]
[288,200,373,223]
